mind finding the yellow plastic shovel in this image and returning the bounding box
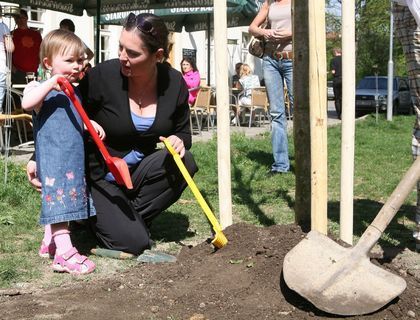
[163,139,228,249]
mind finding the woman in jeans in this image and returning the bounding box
[249,0,293,174]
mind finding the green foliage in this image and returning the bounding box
[326,0,407,81]
[356,0,391,79]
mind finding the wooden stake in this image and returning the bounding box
[339,0,356,245]
[308,0,328,234]
[214,0,232,228]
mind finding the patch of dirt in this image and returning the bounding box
[0,223,419,320]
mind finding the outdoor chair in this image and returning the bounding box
[238,87,270,128]
[0,111,33,151]
[0,87,33,151]
[190,86,213,134]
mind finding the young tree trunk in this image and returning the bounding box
[293,1,328,233]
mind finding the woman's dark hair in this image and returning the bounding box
[123,13,169,60]
[180,57,198,74]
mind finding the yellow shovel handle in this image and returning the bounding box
[163,139,223,232]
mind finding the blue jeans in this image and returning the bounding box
[263,55,293,172]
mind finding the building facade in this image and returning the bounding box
[0,2,261,86]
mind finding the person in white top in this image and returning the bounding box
[0,6,14,113]
[232,64,261,125]
[393,0,420,251]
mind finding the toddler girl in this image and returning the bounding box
[22,29,105,275]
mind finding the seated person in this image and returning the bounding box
[180,57,200,105]
[231,62,243,89]
[238,64,261,106]
[232,64,260,125]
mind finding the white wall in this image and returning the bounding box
[0,2,260,82]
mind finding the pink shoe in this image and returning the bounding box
[38,241,56,259]
[52,247,95,275]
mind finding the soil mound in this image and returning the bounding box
[1,223,419,319]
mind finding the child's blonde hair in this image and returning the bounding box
[39,29,85,71]
[239,64,252,78]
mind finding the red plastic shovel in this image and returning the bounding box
[57,77,133,189]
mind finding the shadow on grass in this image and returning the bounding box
[231,162,276,226]
[230,149,296,226]
[328,199,417,254]
[246,149,296,174]
[150,211,196,243]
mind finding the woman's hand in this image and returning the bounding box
[160,135,185,158]
[264,28,289,41]
[263,29,279,41]
[89,120,106,140]
[26,160,41,192]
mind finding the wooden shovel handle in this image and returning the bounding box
[57,77,111,160]
[356,157,420,253]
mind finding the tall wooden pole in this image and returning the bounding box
[293,1,328,233]
[308,0,328,234]
[214,0,232,228]
[293,1,311,228]
[339,0,356,245]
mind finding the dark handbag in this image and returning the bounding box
[248,21,268,59]
[248,36,265,58]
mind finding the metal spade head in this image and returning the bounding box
[283,230,406,316]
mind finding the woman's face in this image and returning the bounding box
[181,60,193,73]
[118,29,162,77]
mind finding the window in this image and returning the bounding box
[99,25,111,62]
[242,32,251,62]
[22,6,44,31]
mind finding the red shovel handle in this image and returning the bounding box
[57,77,133,190]
[57,77,111,159]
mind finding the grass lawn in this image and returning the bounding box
[0,113,417,288]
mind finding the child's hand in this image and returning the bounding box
[89,120,106,140]
[50,74,65,91]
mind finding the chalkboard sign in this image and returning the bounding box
[182,49,197,63]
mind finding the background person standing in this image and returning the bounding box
[249,0,293,174]
[11,9,42,84]
[59,18,94,70]
[0,6,14,112]
[330,47,342,119]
